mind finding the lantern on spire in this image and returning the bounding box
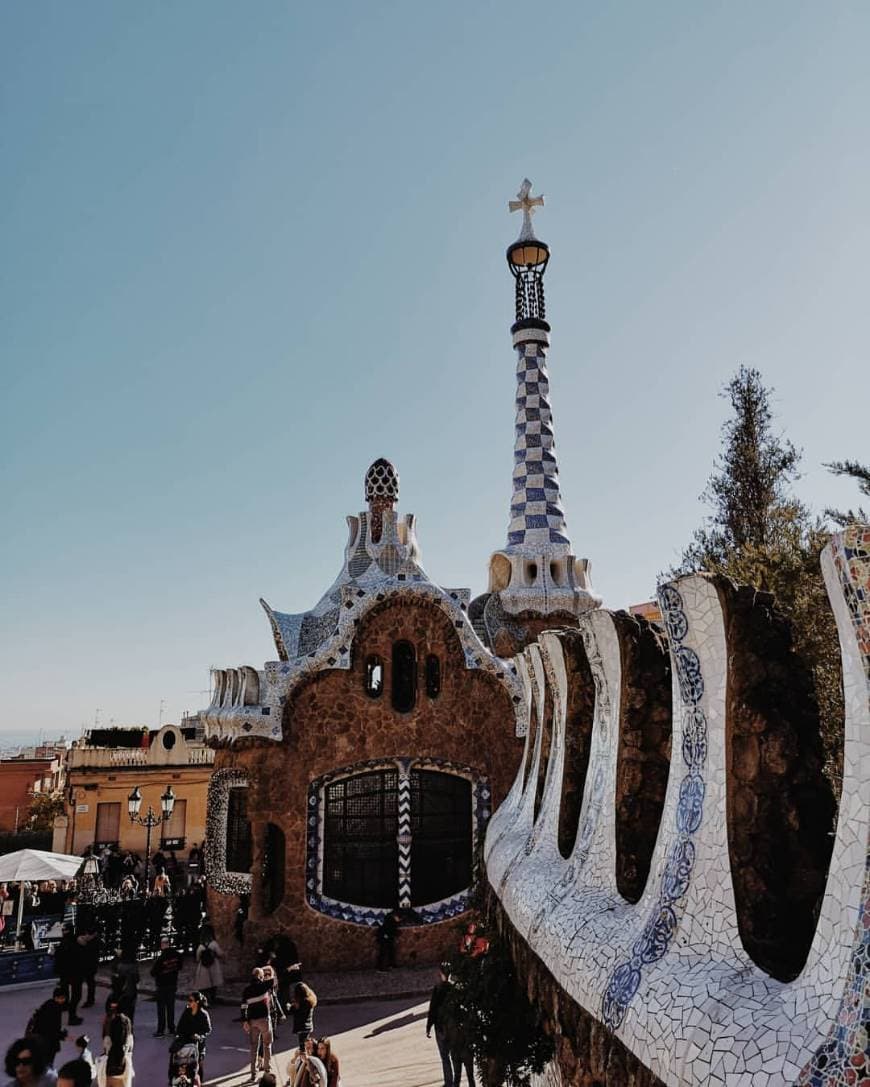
[507,179,550,327]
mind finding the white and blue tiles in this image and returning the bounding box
[488,530,870,1087]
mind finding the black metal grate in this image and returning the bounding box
[410,770,472,906]
[226,786,253,873]
[323,770,399,907]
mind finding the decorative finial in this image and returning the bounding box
[509,178,545,242]
[365,458,399,506]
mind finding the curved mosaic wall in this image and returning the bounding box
[486,528,870,1087]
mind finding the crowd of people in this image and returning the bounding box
[2,860,490,1087]
[3,921,343,1087]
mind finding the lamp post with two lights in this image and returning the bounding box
[127,785,175,896]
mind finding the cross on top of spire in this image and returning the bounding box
[509,178,545,242]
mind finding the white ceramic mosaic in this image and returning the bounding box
[200,461,528,744]
[487,530,870,1087]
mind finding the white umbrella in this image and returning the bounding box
[0,849,84,947]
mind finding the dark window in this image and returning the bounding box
[527,562,538,583]
[425,654,441,699]
[262,822,285,914]
[365,655,384,698]
[162,730,176,750]
[410,770,472,906]
[226,786,253,873]
[391,641,417,712]
[323,770,399,907]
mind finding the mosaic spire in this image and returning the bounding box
[485,181,600,620]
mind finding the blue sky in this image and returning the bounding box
[2,2,868,736]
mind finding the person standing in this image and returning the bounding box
[185,845,200,888]
[77,929,100,1009]
[54,925,84,1026]
[193,925,224,1006]
[241,967,274,1083]
[151,935,183,1037]
[316,1038,341,1087]
[376,909,401,971]
[427,964,457,1087]
[288,984,317,1049]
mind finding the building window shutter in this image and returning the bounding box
[94,802,120,846]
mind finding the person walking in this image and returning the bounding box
[100,1010,134,1087]
[172,991,211,1083]
[110,947,139,1024]
[241,967,274,1083]
[54,925,84,1026]
[288,984,317,1049]
[4,1037,58,1087]
[193,925,224,1006]
[28,989,68,1068]
[427,964,457,1087]
[151,935,183,1037]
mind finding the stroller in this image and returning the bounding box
[168,1040,202,1086]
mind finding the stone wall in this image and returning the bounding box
[719,579,836,981]
[209,595,520,972]
[611,612,672,904]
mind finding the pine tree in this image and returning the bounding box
[824,459,870,526]
[675,366,843,790]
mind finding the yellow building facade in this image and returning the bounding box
[58,722,214,860]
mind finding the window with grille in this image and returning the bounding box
[323,770,399,907]
[226,786,253,873]
[411,770,472,905]
[320,766,473,910]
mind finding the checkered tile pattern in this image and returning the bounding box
[507,342,571,551]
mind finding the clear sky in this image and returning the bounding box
[2,2,868,737]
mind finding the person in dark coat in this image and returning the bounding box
[54,925,84,1025]
[376,909,401,970]
[150,935,183,1037]
[77,929,100,1009]
[427,964,457,1087]
[110,946,139,1024]
[29,987,68,1066]
[172,991,211,1083]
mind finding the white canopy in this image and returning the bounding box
[0,848,83,884]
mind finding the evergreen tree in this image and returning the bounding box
[675,366,843,790]
[824,459,870,526]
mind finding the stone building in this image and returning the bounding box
[201,181,600,969]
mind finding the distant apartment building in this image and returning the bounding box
[0,752,65,833]
[59,717,214,858]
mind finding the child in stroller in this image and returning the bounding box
[168,1040,201,1086]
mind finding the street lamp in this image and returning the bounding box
[127,785,175,896]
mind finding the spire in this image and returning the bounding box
[485,180,600,623]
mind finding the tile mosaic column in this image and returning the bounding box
[397,761,412,909]
[486,180,599,620]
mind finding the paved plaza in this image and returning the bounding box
[0,981,444,1086]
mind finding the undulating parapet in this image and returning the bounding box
[486,526,870,1087]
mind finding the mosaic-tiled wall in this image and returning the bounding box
[485,528,870,1087]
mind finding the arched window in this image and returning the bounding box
[364,655,384,698]
[425,655,441,699]
[226,786,253,873]
[323,770,399,907]
[262,822,285,914]
[391,641,417,712]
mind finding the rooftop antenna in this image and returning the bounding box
[158,698,166,727]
